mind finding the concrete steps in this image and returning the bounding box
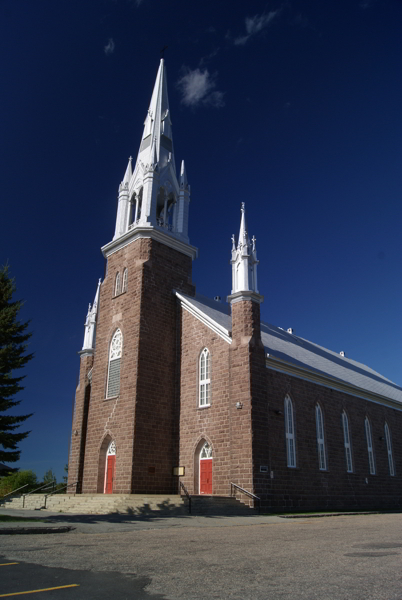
[1,493,256,516]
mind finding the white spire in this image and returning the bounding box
[180,160,188,189]
[81,279,102,354]
[122,156,132,186]
[111,59,192,245]
[230,203,259,294]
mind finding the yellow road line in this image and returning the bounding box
[0,584,79,597]
[0,564,19,566]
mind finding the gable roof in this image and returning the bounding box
[175,291,402,408]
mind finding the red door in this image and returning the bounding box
[105,455,115,494]
[200,459,212,494]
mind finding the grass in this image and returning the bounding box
[0,515,46,523]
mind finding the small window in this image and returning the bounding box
[199,348,210,407]
[342,411,353,473]
[365,417,376,475]
[115,272,121,296]
[384,423,395,476]
[122,268,128,293]
[315,404,327,470]
[107,329,122,398]
[284,395,296,468]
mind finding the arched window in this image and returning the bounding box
[284,395,296,468]
[365,417,376,475]
[106,329,122,398]
[200,441,212,459]
[384,423,395,476]
[122,268,128,293]
[342,411,353,473]
[315,404,327,470]
[199,348,210,407]
[115,272,121,296]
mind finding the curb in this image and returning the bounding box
[0,526,75,535]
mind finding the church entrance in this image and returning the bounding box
[104,441,116,494]
[199,441,212,494]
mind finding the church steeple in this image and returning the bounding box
[230,203,259,295]
[110,59,193,249]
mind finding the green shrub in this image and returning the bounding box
[0,470,37,498]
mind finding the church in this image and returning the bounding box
[68,59,402,511]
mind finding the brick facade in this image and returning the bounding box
[69,235,402,511]
[69,236,194,495]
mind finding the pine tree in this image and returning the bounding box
[0,265,33,463]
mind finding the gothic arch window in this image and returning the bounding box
[107,440,116,456]
[106,329,122,398]
[342,411,353,473]
[315,403,327,470]
[115,272,121,296]
[384,422,395,476]
[200,441,212,459]
[365,417,376,475]
[122,268,128,293]
[199,348,211,407]
[284,395,296,468]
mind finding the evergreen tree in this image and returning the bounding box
[0,265,33,463]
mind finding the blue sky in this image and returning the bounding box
[1,0,401,481]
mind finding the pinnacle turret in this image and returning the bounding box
[230,203,259,295]
[81,279,102,354]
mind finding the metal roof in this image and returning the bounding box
[176,292,402,406]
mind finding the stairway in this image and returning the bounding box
[0,493,256,516]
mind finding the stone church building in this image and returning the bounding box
[68,60,402,511]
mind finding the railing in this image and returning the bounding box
[230,482,261,513]
[179,481,191,515]
[43,481,79,508]
[0,483,30,502]
[22,480,57,508]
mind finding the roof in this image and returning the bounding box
[176,291,402,407]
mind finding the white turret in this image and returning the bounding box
[230,203,259,294]
[112,59,191,244]
[81,279,102,354]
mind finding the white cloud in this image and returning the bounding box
[104,38,115,55]
[234,10,280,46]
[177,68,225,108]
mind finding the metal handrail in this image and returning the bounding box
[44,481,78,508]
[0,483,30,501]
[230,482,261,513]
[22,481,57,508]
[179,481,191,515]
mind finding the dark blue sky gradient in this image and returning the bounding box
[1,0,401,480]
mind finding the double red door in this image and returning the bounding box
[105,455,115,494]
[200,459,212,494]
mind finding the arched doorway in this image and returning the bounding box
[199,441,212,495]
[104,441,116,494]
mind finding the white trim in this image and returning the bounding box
[365,417,376,475]
[342,411,353,473]
[227,290,264,305]
[175,291,232,344]
[265,354,402,412]
[199,348,211,407]
[315,404,327,471]
[102,226,198,260]
[384,422,395,476]
[284,395,296,468]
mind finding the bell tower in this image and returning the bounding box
[70,60,197,496]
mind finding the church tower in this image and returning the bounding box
[227,204,267,496]
[69,60,197,495]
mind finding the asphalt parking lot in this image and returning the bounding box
[0,510,402,600]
